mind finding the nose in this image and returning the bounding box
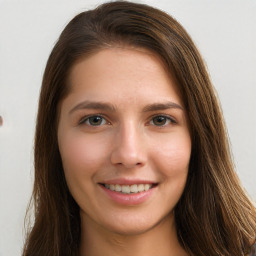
[110,121,146,169]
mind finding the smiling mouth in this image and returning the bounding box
[100,183,157,194]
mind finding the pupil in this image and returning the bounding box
[153,116,166,126]
[89,116,102,125]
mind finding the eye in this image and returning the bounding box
[80,115,107,126]
[150,115,176,126]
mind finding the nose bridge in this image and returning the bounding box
[110,119,146,168]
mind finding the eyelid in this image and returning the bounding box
[77,113,177,126]
[78,114,110,126]
[148,114,177,126]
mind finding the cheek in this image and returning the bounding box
[151,133,191,206]
[58,132,111,180]
[151,131,191,178]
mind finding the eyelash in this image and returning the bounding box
[78,114,177,127]
[149,114,177,127]
[79,114,109,126]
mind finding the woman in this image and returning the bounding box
[22,1,256,255]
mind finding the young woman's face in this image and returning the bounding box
[58,48,191,235]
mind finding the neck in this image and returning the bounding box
[79,212,188,256]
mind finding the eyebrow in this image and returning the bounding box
[69,100,183,115]
[69,101,116,115]
[142,102,183,112]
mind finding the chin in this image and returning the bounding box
[101,211,172,236]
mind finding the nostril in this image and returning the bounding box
[110,139,146,168]
[118,161,144,169]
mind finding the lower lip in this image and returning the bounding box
[100,185,156,205]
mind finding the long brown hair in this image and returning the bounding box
[23,1,256,255]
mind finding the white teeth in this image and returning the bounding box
[144,184,150,191]
[138,184,144,192]
[104,183,153,194]
[121,185,130,194]
[115,184,122,192]
[130,184,138,193]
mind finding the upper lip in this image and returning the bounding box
[99,178,158,185]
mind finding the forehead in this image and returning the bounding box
[65,47,183,108]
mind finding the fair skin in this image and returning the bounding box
[58,47,191,256]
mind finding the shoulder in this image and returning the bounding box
[248,244,256,256]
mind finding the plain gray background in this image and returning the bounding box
[0,0,255,255]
